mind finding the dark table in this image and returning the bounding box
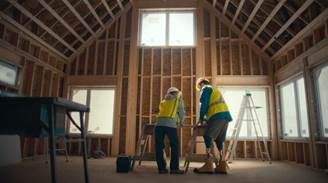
[0,97,90,183]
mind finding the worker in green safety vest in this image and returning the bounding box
[194,78,233,174]
[155,87,185,174]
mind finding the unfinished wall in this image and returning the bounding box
[0,19,66,158]
[273,18,328,169]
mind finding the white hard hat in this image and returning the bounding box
[167,87,180,94]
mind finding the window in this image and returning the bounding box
[0,60,18,87]
[140,10,195,46]
[69,88,115,135]
[219,87,269,139]
[279,77,309,138]
[314,64,328,138]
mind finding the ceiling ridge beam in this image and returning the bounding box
[62,0,95,36]
[69,2,132,61]
[262,0,314,51]
[232,0,245,24]
[102,0,115,19]
[241,0,264,33]
[203,1,270,61]
[7,0,77,53]
[0,12,69,60]
[252,0,287,42]
[39,0,85,43]
[271,8,328,60]
[223,0,230,15]
[83,0,105,29]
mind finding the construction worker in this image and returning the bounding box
[194,78,232,174]
[155,87,185,174]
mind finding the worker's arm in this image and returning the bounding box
[177,98,185,126]
[199,87,212,121]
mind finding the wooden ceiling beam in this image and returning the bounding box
[83,0,105,29]
[0,12,69,60]
[222,0,230,15]
[232,0,245,24]
[39,0,85,43]
[271,8,328,60]
[7,0,77,53]
[262,0,314,51]
[252,0,287,41]
[102,0,115,19]
[117,0,124,10]
[203,1,271,61]
[62,0,95,36]
[213,0,217,7]
[241,0,264,33]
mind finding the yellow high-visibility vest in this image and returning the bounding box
[158,97,180,122]
[205,85,229,120]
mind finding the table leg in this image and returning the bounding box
[80,112,89,183]
[48,105,57,183]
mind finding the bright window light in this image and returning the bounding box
[69,88,115,135]
[140,10,195,46]
[219,87,269,139]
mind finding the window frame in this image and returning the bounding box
[0,59,20,89]
[278,74,310,140]
[313,62,328,140]
[219,86,271,140]
[68,86,116,137]
[138,9,196,47]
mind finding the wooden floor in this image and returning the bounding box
[0,157,327,183]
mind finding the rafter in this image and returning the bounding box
[117,0,124,10]
[283,3,309,24]
[83,0,105,29]
[7,0,76,53]
[0,12,68,60]
[262,0,314,51]
[39,0,85,43]
[252,0,287,41]
[62,0,95,36]
[232,0,245,24]
[203,1,270,61]
[102,0,115,19]
[223,0,230,15]
[271,8,328,60]
[241,0,264,33]
[213,0,217,7]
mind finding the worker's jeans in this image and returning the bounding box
[155,126,179,171]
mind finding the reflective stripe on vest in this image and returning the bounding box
[205,85,229,120]
[158,97,180,120]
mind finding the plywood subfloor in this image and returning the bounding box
[0,157,327,183]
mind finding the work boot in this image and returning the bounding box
[193,156,214,174]
[215,161,228,174]
[170,169,185,174]
[158,169,169,174]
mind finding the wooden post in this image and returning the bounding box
[125,6,139,155]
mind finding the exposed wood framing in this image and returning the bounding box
[262,0,315,51]
[62,0,95,36]
[252,0,287,41]
[83,0,105,28]
[222,0,230,15]
[39,0,85,43]
[232,0,245,24]
[7,0,77,53]
[102,0,115,19]
[117,0,124,10]
[241,0,264,33]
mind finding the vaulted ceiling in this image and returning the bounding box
[0,0,327,61]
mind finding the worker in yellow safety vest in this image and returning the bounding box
[194,78,233,174]
[155,87,185,174]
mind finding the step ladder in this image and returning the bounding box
[131,123,156,170]
[225,92,271,163]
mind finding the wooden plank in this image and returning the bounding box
[66,75,117,86]
[232,0,245,24]
[241,0,264,33]
[62,0,95,36]
[210,11,217,81]
[117,0,124,9]
[7,0,76,53]
[102,0,115,19]
[262,0,315,51]
[39,0,85,43]
[271,9,328,60]
[222,0,230,15]
[83,0,105,28]
[252,0,287,41]
[215,75,270,85]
